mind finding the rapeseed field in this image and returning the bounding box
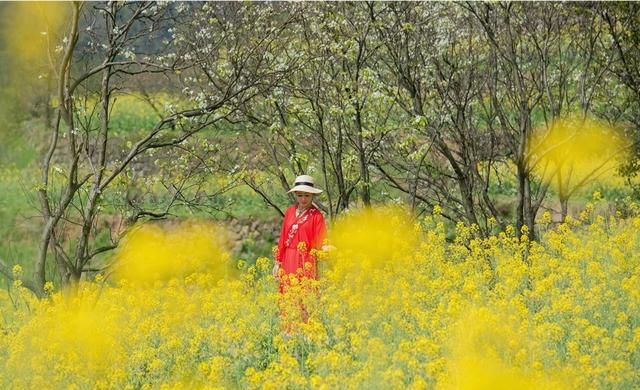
[1,206,638,389]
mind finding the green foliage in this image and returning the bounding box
[109,96,161,136]
[0,166,46,289]
[2,1,640,293]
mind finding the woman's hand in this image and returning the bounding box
[272,262,280,278]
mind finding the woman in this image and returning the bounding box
[273,174,326,294]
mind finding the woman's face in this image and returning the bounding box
[295,191,313,208]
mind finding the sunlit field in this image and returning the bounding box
[2,2,640,389]
[1,206,638,389]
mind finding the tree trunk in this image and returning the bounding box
[560,197,569,222]
[524,176,537,241]
[355,104,371,207]
[515,161,527,235]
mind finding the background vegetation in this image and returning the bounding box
[0,1,638,294]
[0,2,639,388]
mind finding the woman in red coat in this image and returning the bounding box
[272,175,326,294]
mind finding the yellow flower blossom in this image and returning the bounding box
[11,264,22,280]
[1,207,639,388]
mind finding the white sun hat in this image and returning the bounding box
[287,174,323,194]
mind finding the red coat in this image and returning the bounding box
[276,204,326,288]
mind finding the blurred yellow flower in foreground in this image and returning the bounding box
[112,220,232,284]
[527,115,629,192]
[328,205,419,273]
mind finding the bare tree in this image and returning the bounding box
[5,1,295,296]
[371,3,506,232]
[603,3,640,196]
[236,3,394,218]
